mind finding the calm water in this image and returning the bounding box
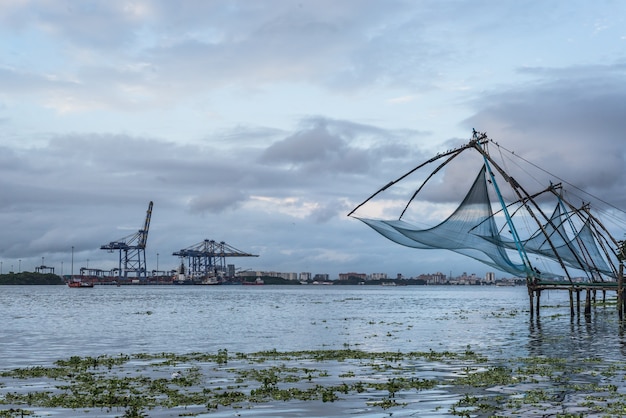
[2,284,625,368]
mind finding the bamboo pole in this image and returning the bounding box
[569,288,574,317]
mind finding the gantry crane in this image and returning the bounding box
[173,239,258,279]
[100,201,153,280]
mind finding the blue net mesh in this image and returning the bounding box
[356,166,530,276]
[356,164,617,280]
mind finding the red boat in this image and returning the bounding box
[67,279,94,288]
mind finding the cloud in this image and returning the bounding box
[188,189,248,214]
[463,64,626,206]
[260,117,422,177]
[308,199,352,223]
[0,1,465,113]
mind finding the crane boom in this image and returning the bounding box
[139,201,153,249]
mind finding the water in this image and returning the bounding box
[2,284,624,368]
[3,285,626,417]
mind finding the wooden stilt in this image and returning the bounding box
[528,282,534,319]
[536,289,541,317]
[619,263,624,321]
[526,281,626,321]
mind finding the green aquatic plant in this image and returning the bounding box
[4,349,626,416]
[454,365,517,387]
[367,397,406,409]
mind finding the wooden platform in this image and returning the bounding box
[528,273,625,319]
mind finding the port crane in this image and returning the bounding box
[100,201,153,280]
[173,239,258,279]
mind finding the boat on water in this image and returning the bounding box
[67,279,94,288]
[197,276,221,285]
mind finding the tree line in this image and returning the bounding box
[0,272,64,285]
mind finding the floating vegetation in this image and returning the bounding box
[2,349,626,417]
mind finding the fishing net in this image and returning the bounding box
[355,164,616,280]
[356,166,531,277]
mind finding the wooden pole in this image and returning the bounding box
[536,289,541,317]
[569,288,574,317]
[619,263,624,321]
[576,289,581,316]
[620,264,626,313]
[528,281,534,319]
[584,289,591,317]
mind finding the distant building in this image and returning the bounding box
[238,270,312,281]
[370,273,388,280]
[338,272,367,281]
[418,272,447,285]
[313,273,329,282]
[485,272,496,284]
[264,271,297,280]
[451,272,479,285]
[299,272,311,281]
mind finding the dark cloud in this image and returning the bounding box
[188,190,248,214]
[260,117,422,178]
[463,65,626,207]
[308,199,351,224]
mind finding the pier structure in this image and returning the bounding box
[528,244,626,320]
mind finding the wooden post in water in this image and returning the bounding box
[619,242,625,321]
[527,280,534,319]
[576,289,581,316]
[584,288,591,317]
[619,263,624,321]
[569,288,574,317]
[535,289,541,317]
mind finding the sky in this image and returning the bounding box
[1,0,626,279]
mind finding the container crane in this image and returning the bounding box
[173,239,258,280]
[100,201,153,280]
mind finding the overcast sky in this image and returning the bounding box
[1,1,626,279]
